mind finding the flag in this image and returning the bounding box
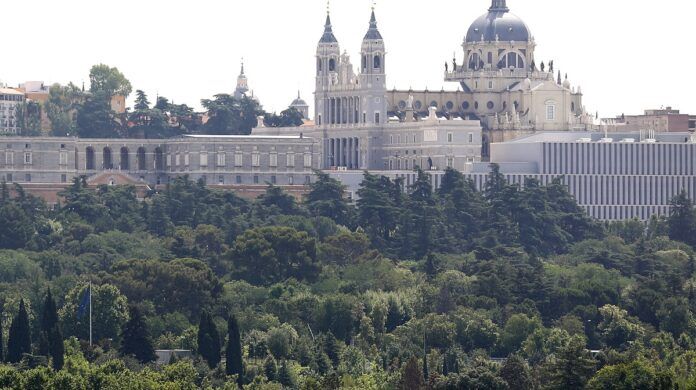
[77,285,90,319]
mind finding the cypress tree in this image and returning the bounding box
[422,355,429,382]
[39,289,64,369]
[225,314,244,385]
[197,311,221,368]
[6,299,31,363]
[120,306,156,363]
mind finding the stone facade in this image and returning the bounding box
[0,135,320,189]
[0,88,25,134]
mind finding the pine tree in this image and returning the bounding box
[197,311,221,368]
[225,315,244,385]
[263,355,278,381]
[6,299,32,363]
[119,306,156,363]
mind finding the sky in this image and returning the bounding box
[1,0,694,118]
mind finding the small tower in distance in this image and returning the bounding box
[234,58,249,99]
[290,91,310,119]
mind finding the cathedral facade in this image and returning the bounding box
[255,0,593,163]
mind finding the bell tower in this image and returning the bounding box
[315,5,340,125]
[359,7,386,125]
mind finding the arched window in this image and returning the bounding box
[362,55,367,70]
[86,147,95,170]
[120,147,129,170]
[487,52,493,64]
[329,58,336,72]
[373,55,381,69]
[462,101,470,110]
[317,58,322,72]
[154,147,164,171]
[103,147,113,169]
[571,102,575,112]
[137,147,146,170]
[500,51,525,69]
[468,53,484,70]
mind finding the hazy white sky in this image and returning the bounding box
[2,0,694,118]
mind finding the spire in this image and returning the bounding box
[489,0,509,12]
[364,5,383,40]
[240,58,245,76]
[319,2,338,43]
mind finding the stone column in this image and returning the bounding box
[347,138,353,169]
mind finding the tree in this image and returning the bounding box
[120,306,156,363]
[278,360,296,388]
[305,171,351,226]
[229,226,319,285]
[264,107,304,127]
[500,354,532,390]
[201,94,263,135]
[0,308,4,362]
[40,289,64,370]
[356,172,403,252]
[89,64,132,98]
[668,190,696,247]
[6,299,31,363]
[0,202,34,249]
[59,284,129,343]
[197,311,221,368]
[263,355,278,381]
[546,335,596,390]
[133,90,150,110]
[400,356,424,390]
[587,359,674,390]
[226,315,244,385]
[46,83,82,136]
[75,91,120,138]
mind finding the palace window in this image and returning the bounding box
[270,153,278,167]
[287,153,295,167]
[216,152,226,167]
[200,152,208,167]
[252,153,260,167]
[24,152,32,165]
[235,153,243,167]
[304,153,312,168]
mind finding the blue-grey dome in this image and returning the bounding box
[465,10,531,43]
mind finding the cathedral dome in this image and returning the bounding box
[465,1,531,43]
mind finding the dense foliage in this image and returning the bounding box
[0,166,695,389]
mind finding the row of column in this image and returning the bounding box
[326,138,360,169]
[325,97,361,125]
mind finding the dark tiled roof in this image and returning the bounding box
[363,10,383,40]
[319,14,338,43]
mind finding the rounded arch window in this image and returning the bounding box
[317,58,322,72]
[571,102,575,112]
[468,53,484,70]
[446,101,454,110]
[430,101,438,108]
[329,58,336,72]
[373,55,381,69]
[462,101,470,110]
[487,101,495,110]
[503,101,507,110]
[500,51,525,69]
[362,55,367,70]
[398,100,406,110]
[414,101,423,110]
[514,101,519,110]
[474,102,479,110]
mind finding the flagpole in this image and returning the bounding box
[89,280,93,347]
